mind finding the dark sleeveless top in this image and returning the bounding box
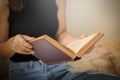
[9,0,58,62]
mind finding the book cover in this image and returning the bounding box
[30,32,104,64]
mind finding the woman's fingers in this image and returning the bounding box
[17,34,33,48]
[80,34,88,39]
[14,46,35,55]
[22,35,35,41]
[17,42,35,54]
[18,37,33,49]
[11,34,35,55]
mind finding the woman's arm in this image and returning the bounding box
[0,0,13,58]
[0,0,35,59]
[0,0,9,41]
[56,0,87,45]
[56,0,94,55]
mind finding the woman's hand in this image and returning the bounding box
[7,34,35,57]
[80,34,88,39]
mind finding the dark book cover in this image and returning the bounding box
[30,32,104,64]
[31,38,73,64]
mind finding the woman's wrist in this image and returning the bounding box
[6,37,15,58]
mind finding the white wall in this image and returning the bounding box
[66,0,120,42]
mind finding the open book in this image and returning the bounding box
[30,32,104,64]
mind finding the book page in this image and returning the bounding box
[66,33,97,54]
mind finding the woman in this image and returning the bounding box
[0,0,120,80]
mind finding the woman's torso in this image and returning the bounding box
[9,0,58,62]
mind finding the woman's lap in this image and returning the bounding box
[9,60,120,80]
[9,60,71,80]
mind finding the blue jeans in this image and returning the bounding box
[9,60,120,80]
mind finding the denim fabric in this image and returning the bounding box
[9,60,120,80]
[9,60,71,80]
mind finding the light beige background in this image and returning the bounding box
[66,0,120,42]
